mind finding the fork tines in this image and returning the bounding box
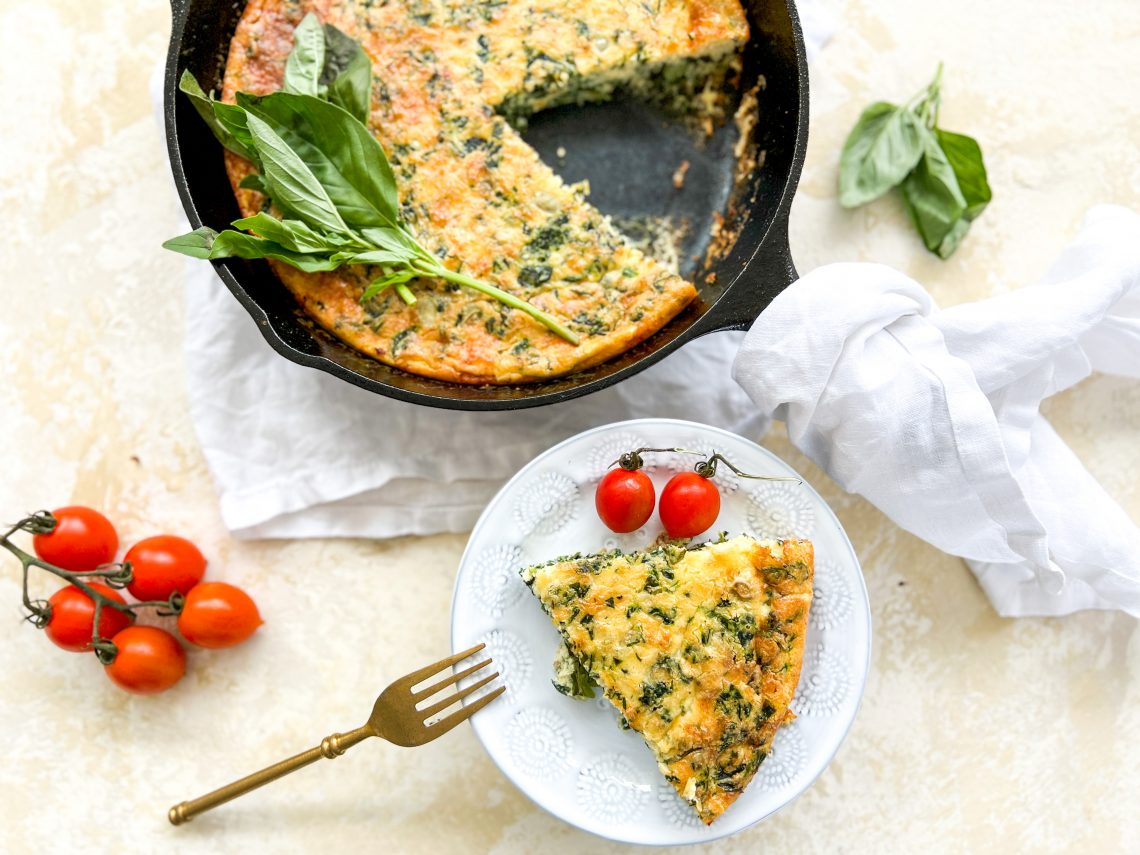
[381,643,504,745]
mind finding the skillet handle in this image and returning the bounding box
[691,210,799,335]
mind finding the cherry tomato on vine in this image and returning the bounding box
[178,582,263,649]
[44,583,134,652]
[33,506,118,572]
[104,626,186,694]
[595,468,656,533]
[124,535,206,601]
[659,472,721,538]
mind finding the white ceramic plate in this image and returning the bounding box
[450,418,870,845]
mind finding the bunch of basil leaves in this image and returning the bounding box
[839,65,991,259]
[163,13,578,345]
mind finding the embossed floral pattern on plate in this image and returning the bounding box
[576,754,651,822]
[470,544,525,617]
[506,707,573,779]
[746,480,817,540]
[513,471,578,536]
[476,629,532,701]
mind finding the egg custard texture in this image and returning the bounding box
[521,535,813,824]
[222,0,750,383]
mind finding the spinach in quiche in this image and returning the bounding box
[522,534,814,824]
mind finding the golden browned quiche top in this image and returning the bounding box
[221,0,749,383]
[521,535,813,824]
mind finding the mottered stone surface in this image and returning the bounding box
[1,0,1139,852]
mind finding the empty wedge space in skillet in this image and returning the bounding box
[219,0,749,384]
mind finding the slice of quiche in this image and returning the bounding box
[521,535,813,824]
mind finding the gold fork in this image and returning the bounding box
[168,643,503,825]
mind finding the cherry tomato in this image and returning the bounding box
[658,472,721,538]
[104,626,186,694]
[124,535,207,601]
[33,506,118,572]
[178,582,262,649]
[44,583,134,652]
[595,468,656,533]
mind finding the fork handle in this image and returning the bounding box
[168,725,374,825]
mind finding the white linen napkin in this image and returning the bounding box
[733,205,1140,617]
[184,274,762,538]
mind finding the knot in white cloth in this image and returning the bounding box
[734,205,1140,617]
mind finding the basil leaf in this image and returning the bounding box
[344,248,415,265]
[244,111,351,235]
[216,232,336,271]
[322,24,372,123]
[231,212,350,254]
[283,13,326,98]
[933,216,971,260]
[177,71,255,160]
[921,130,992,258]
[901,135,967,256]
[207,230,341,271]
[360,274,424,305]
[359,226,421,253]
[212,105,257,161]
[238,173,268,193]
[162,226,218,259]
[935,129,991,219]
[237,91,399,230]
[361,270,415,302]
[162,226,340,272]
[320,24,359,83]
[361,280,393,302]
[839,102,926,208]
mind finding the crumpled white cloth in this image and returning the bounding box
[734,205,1140,617]
[184,272,762,538]
[168,2,835,541]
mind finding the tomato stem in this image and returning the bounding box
[1,513,186,661]
[609,448,803,483]
[693,452,802,483]
[64,564,134,588]
[91,635,119,665]
[611,447,705,471]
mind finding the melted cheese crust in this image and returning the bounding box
[221,0,748,383]
[522,535,813,824]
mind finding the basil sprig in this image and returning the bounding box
[839,65,991,259]
[164,13,579,345]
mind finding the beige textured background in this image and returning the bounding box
[1,0,1138,852]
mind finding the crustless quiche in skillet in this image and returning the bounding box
[221,0,750,383]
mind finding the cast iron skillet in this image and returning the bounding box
[164,0,808,410]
